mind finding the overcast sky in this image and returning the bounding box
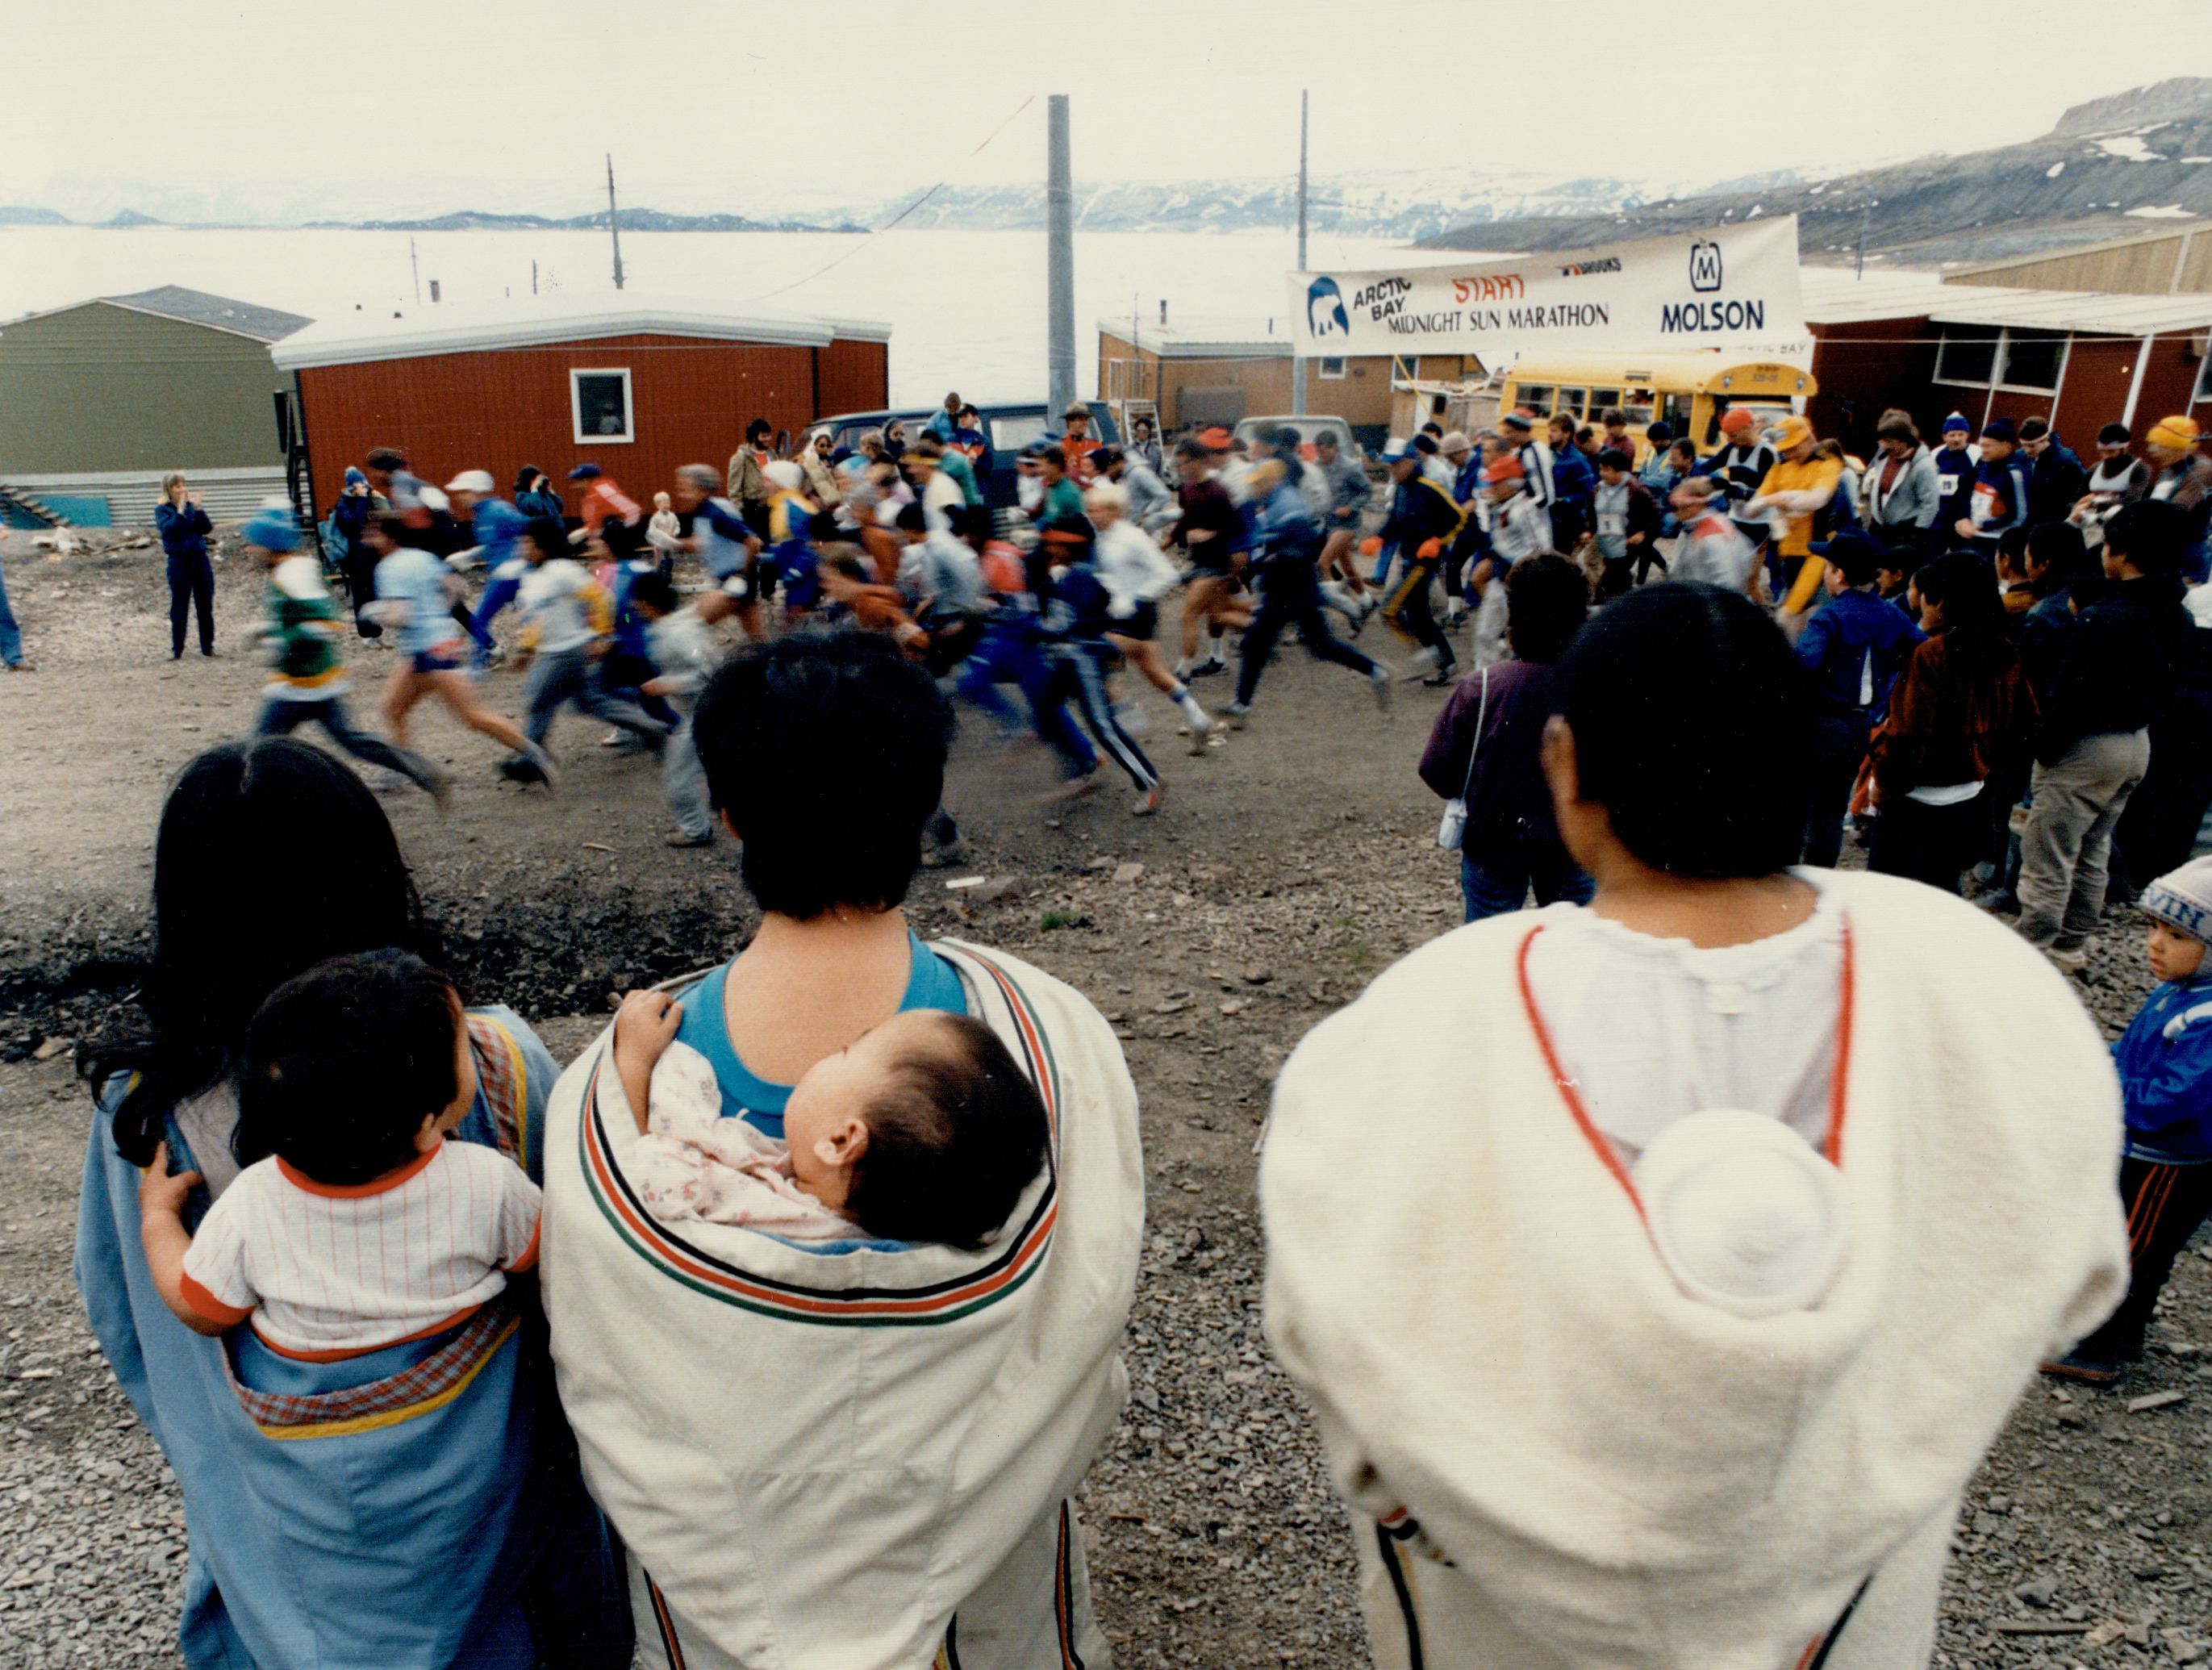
[15,2,2212,223]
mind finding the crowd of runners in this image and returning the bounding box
[34,381,2212,1670]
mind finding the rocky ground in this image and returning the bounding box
[0,529,2205,1668]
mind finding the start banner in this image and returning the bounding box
[1289,216,1809,364]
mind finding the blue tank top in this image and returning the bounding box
[668,934,969,1140]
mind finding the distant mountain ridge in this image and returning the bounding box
[0,203,862,235]
[1419,78,2212,266]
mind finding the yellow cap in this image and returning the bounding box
[1772,415,1814,449]
[2148,415,2201,452]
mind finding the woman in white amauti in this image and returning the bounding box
[1261,582,2128,1670]
[541,629,1144,1670]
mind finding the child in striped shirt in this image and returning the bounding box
[139,950,541,1360]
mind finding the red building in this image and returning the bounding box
[1801,271,2212,454]
[270,293,889,521]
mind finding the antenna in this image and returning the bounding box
[409,236,421,306]
[607,153,626,291]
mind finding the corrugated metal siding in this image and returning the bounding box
[0,302,290,472]
[2,466,287,527]
[295,333,841,514]
[1947,233,2212,299]
[814,339,888,419]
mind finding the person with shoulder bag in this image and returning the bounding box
[1419,554,1594,921]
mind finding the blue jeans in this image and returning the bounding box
[1459,837,1594,923]
[468,571,522,664]
[954,622,1094,779]
[0,545,22,666]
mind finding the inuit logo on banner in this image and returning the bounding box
[1306,277,1350,340]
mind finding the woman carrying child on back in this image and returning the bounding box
[76,740,625,1670]
[1264,583,2127,1670]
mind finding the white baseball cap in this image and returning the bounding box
[444,470,495,495]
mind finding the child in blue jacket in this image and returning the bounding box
[2046,853,2212,1384]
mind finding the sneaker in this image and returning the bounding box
[1369,666,1393,713]
[1132,782,1164,817]
[1402,645,1439,682]
[2043,936,2090,972]
[2039,1349,2123,1387]
[665,829,715,849]
[424,764,453,812]
[1445,604,1467,630]
[1221,700,1251,730]
[599,728,625,748]
[520,743,560,793]
[919,838,971,870]
[1421,662,1460,687]
[1187,656,1228,679]
[3,660,31,672]
[1185,712,1212,756]
[1047,774,1099,804]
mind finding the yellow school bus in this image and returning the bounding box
[1495,352,1817,454]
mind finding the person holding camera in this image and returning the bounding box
[157,471,216,659]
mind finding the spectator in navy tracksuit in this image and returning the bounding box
[2019,418,2088,528]
[1546,414,1596,549]
[1956,419,2033,557]
[1931,412,1981,544]
[156,471,216,659]
[1794,531,1925,867]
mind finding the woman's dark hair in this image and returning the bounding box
[523,516,569,561]
[1504,553,1588,663]
[1555,584,1812,879]
[1875,409,1921,446]
[83,741,432,1166]
[235,950,461,1186]
[845,1015,1048,1248]
[1596,447,1632,473]
[512,465,541,498]
[691,631,952,920]
[1914,552,2013,676]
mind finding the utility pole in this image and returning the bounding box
[607,153,626,291]
[1046,94,1075,424]
[409,236,421,307]
[1292,89,1309,418]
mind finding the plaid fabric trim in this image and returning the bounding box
[224,1298,519,1438]
[467,1012,528,1167]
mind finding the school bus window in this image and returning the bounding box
[1558,388,1588,415]
[1517,383,1555,411]
[1589,388,1621,411]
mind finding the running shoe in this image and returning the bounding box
[1401,645,1439,682]
[665,829,715,849]
[1421,662,1460,687]
[1132,782,1164,817]
[1369,666,1393,713]
[2043,936,2091,972]
[425,764,453,812]
[520,743,560,793]
[1047,774,1098,804]
[1187,656,1229,678]
[1221,701,1251,730]
[1185,713,1212,756]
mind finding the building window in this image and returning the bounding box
[1997,329,2068,393]
[570,369,634,443]
[1317,356,1347,380]
[1934,328,2001,387]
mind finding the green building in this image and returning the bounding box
[0,286,311,525]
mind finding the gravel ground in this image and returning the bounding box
[0,528,2205,1668]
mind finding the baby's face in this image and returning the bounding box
[783,1010,952,1196]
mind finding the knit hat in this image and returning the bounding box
[1498,408,1534,432]
[1631,1108,1851,1319]
[1942,411,1972,435]
[2141,854,2212,942]
[1981,417,2018,445]
[343,466,368,489]
[241,507,299,552]
[1439,429,1472,455]
[2148,415,2202,452]
[1717,407,1756,436]
[567,463,603,482]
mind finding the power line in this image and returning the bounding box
[738,96,1038,305]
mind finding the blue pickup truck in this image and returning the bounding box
[804,403,1122,511]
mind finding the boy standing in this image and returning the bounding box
[2044,854,2212,1384]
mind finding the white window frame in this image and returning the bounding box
[1933,328,2001,390]
[2192,352,2212,405]
[1994,329,2070,396]
[570,367,635,445]
[1317,355,1347,380]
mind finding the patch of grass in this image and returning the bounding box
[1041,910,1091,932]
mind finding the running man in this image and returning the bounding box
[1169,437,1251,679]
[365,515,556,784]
[510,520,671,768]
[1369,445,1465,686]
[1221,457,1391,728]
[244,507,445,801]
[1087,482,1212,755]
[1313,429,1376,628]
[670,463,765,635]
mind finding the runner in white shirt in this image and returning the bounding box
[511,523,670,770]
[138,950,542,1359]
